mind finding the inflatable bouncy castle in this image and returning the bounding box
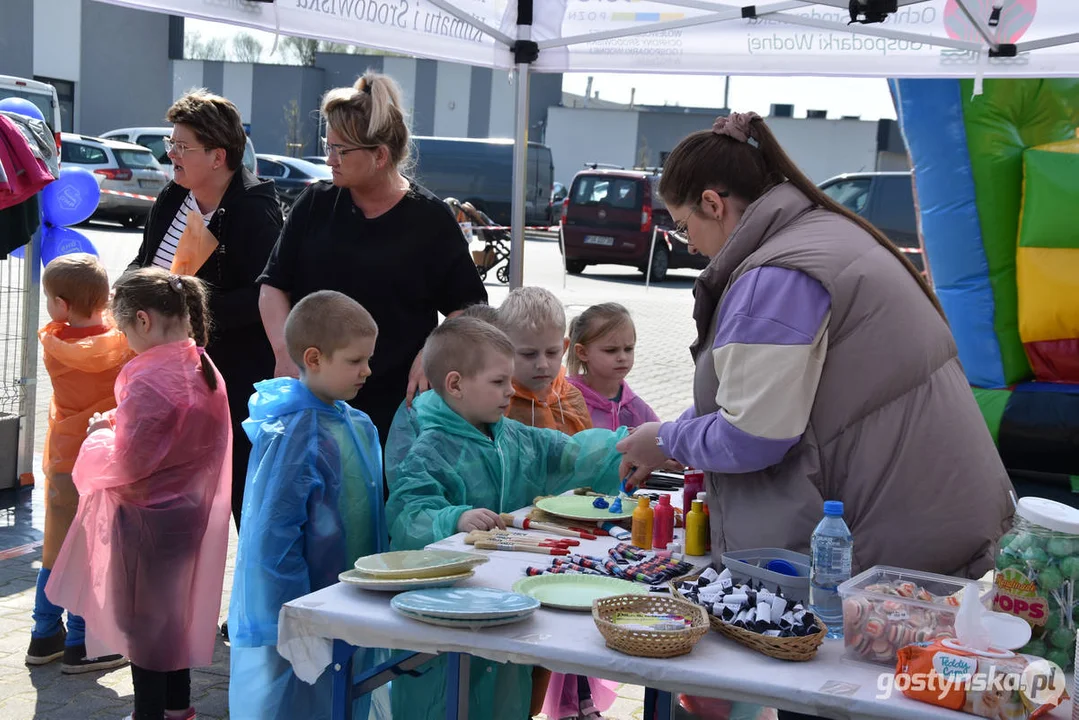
[893,78,1079,498]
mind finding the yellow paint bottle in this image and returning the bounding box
[686,499,707,556]
[631,496,653,550]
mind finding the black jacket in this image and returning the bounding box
[129,167,282,408]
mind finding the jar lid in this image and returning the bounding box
[1016,497,1079,535]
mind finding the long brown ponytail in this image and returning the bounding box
[658,116,945,320]
[111,268,218,390]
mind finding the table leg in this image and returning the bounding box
[331,639,355,720]
[644,688,675,720]
[444,652,471,720]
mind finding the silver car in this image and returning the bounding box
[99,126,258,182]
[60,132,168,228]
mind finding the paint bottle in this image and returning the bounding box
[631,495,653,550]
[652,495,675,549]
[686,499,708,557]
[683,468,704,518]
[697,491,711,552]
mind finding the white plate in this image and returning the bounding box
[394,606,536,629]
[353,549,487,579]
[338,568,475,592]
[391,587,541,620]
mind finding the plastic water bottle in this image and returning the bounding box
[810,500,853,640]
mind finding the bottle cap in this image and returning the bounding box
[691,499,703,512]
[658,494,671,506]
[637,496,651,509]
[823,500,844,516]
[697,491,706,502]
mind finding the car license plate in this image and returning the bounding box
[584,235,614,246]
[138,180,162,189]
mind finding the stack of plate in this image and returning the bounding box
[391,587,540,629]
[338,549,488,592]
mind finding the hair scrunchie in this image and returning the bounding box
[712,111,762,147]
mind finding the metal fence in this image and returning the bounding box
[0,233,40,490]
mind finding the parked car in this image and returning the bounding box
[560,166,707,282]
[411,136,553,227]
[547,181,567,225]
[303,155,328,165]
[255,154,332,210]
[60,132,167,228]
[819,171,924,273]
[0,75,61,151]
[99,126,258,181]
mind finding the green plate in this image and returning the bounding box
[512,574,647,611]
[353,550,487,579]
[535,495,634,522]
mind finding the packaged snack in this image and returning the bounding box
[895,638,1067,719]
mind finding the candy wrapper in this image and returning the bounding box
[676,568,820,638]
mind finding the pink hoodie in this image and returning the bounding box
[566,374,660,431]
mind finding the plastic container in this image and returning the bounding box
[721,548,811,604]
[838,565,995,666]
[685,500,707,557]
[994,496,1079,673]
[631,496,653,550]
[652,495,674,549]
[683,468,704,518]
[810,501,852,639]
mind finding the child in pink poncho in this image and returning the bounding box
[47,268,232,720]
[538,303,662,720]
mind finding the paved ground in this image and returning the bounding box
[0,222,706,719]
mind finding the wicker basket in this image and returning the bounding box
[670,576,827,662]
[592,593,710,658]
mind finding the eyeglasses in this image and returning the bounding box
[163,137,211,158]
[322,137,380,158]
[668,191,730,245]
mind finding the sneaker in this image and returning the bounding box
[164,709,196,720]
[25,626,67,665]
[60,644,129,674]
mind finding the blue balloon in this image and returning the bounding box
[0,97,46,123]
[41,166,100,227]
[40,226,98,267]
[10,245,26,259]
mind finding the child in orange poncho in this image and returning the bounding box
[28,253,133,674]
[496,287,617,720]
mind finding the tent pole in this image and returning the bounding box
[509,0,536,290]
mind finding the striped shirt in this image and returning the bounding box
[151,192,213,270]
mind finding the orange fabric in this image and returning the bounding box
[39,320,134,478]
[505,367,592,435]
[170,210,219,276]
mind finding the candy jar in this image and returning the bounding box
[995,497,1079,672]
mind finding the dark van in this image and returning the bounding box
[561,166,708,282]
[819,171,924,273]
[411,136,553,228]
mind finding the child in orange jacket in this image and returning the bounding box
[28,253,133,673]
[495,287,616,720]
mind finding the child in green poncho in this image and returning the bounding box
[385,316,627,720]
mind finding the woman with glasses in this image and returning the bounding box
[128,89,283,530]
[257,71,487,459]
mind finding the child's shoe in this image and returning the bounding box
[579,700,605,720]
[165,708,196,719]
[60,644,128,674]
[25,626,67,665]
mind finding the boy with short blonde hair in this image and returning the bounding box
[30,253,133,673]
[229,290,386,719]
[385,316,626,719]
[497,287,592,434]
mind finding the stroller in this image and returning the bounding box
[445,197,512,284]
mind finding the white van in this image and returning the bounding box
[100,126,258,181]
[0,75,61,151]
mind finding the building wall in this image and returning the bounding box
[34,0,80,85]
[250,64,325,158]
[0,0,34,78]
[636,110,716,168]
[546,107,639,187]
[767,116,881,182]
[77,0,172,135]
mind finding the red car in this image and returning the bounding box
[560,167,708,282]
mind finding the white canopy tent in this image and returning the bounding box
[94,0,1079,288]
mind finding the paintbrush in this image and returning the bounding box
[472,540,569,556]
[500,514,596,539]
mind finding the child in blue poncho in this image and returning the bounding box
[384,316,627,720]
[228,290,387,720]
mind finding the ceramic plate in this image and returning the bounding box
[394,606,535,629]
[353,550,488,579]
[391,587,540,620]
[535,495,634,522]
[338,568,475,592]
[512,574,648,611]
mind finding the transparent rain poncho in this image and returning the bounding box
[385,390,626,720]
[228,377,387,720]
